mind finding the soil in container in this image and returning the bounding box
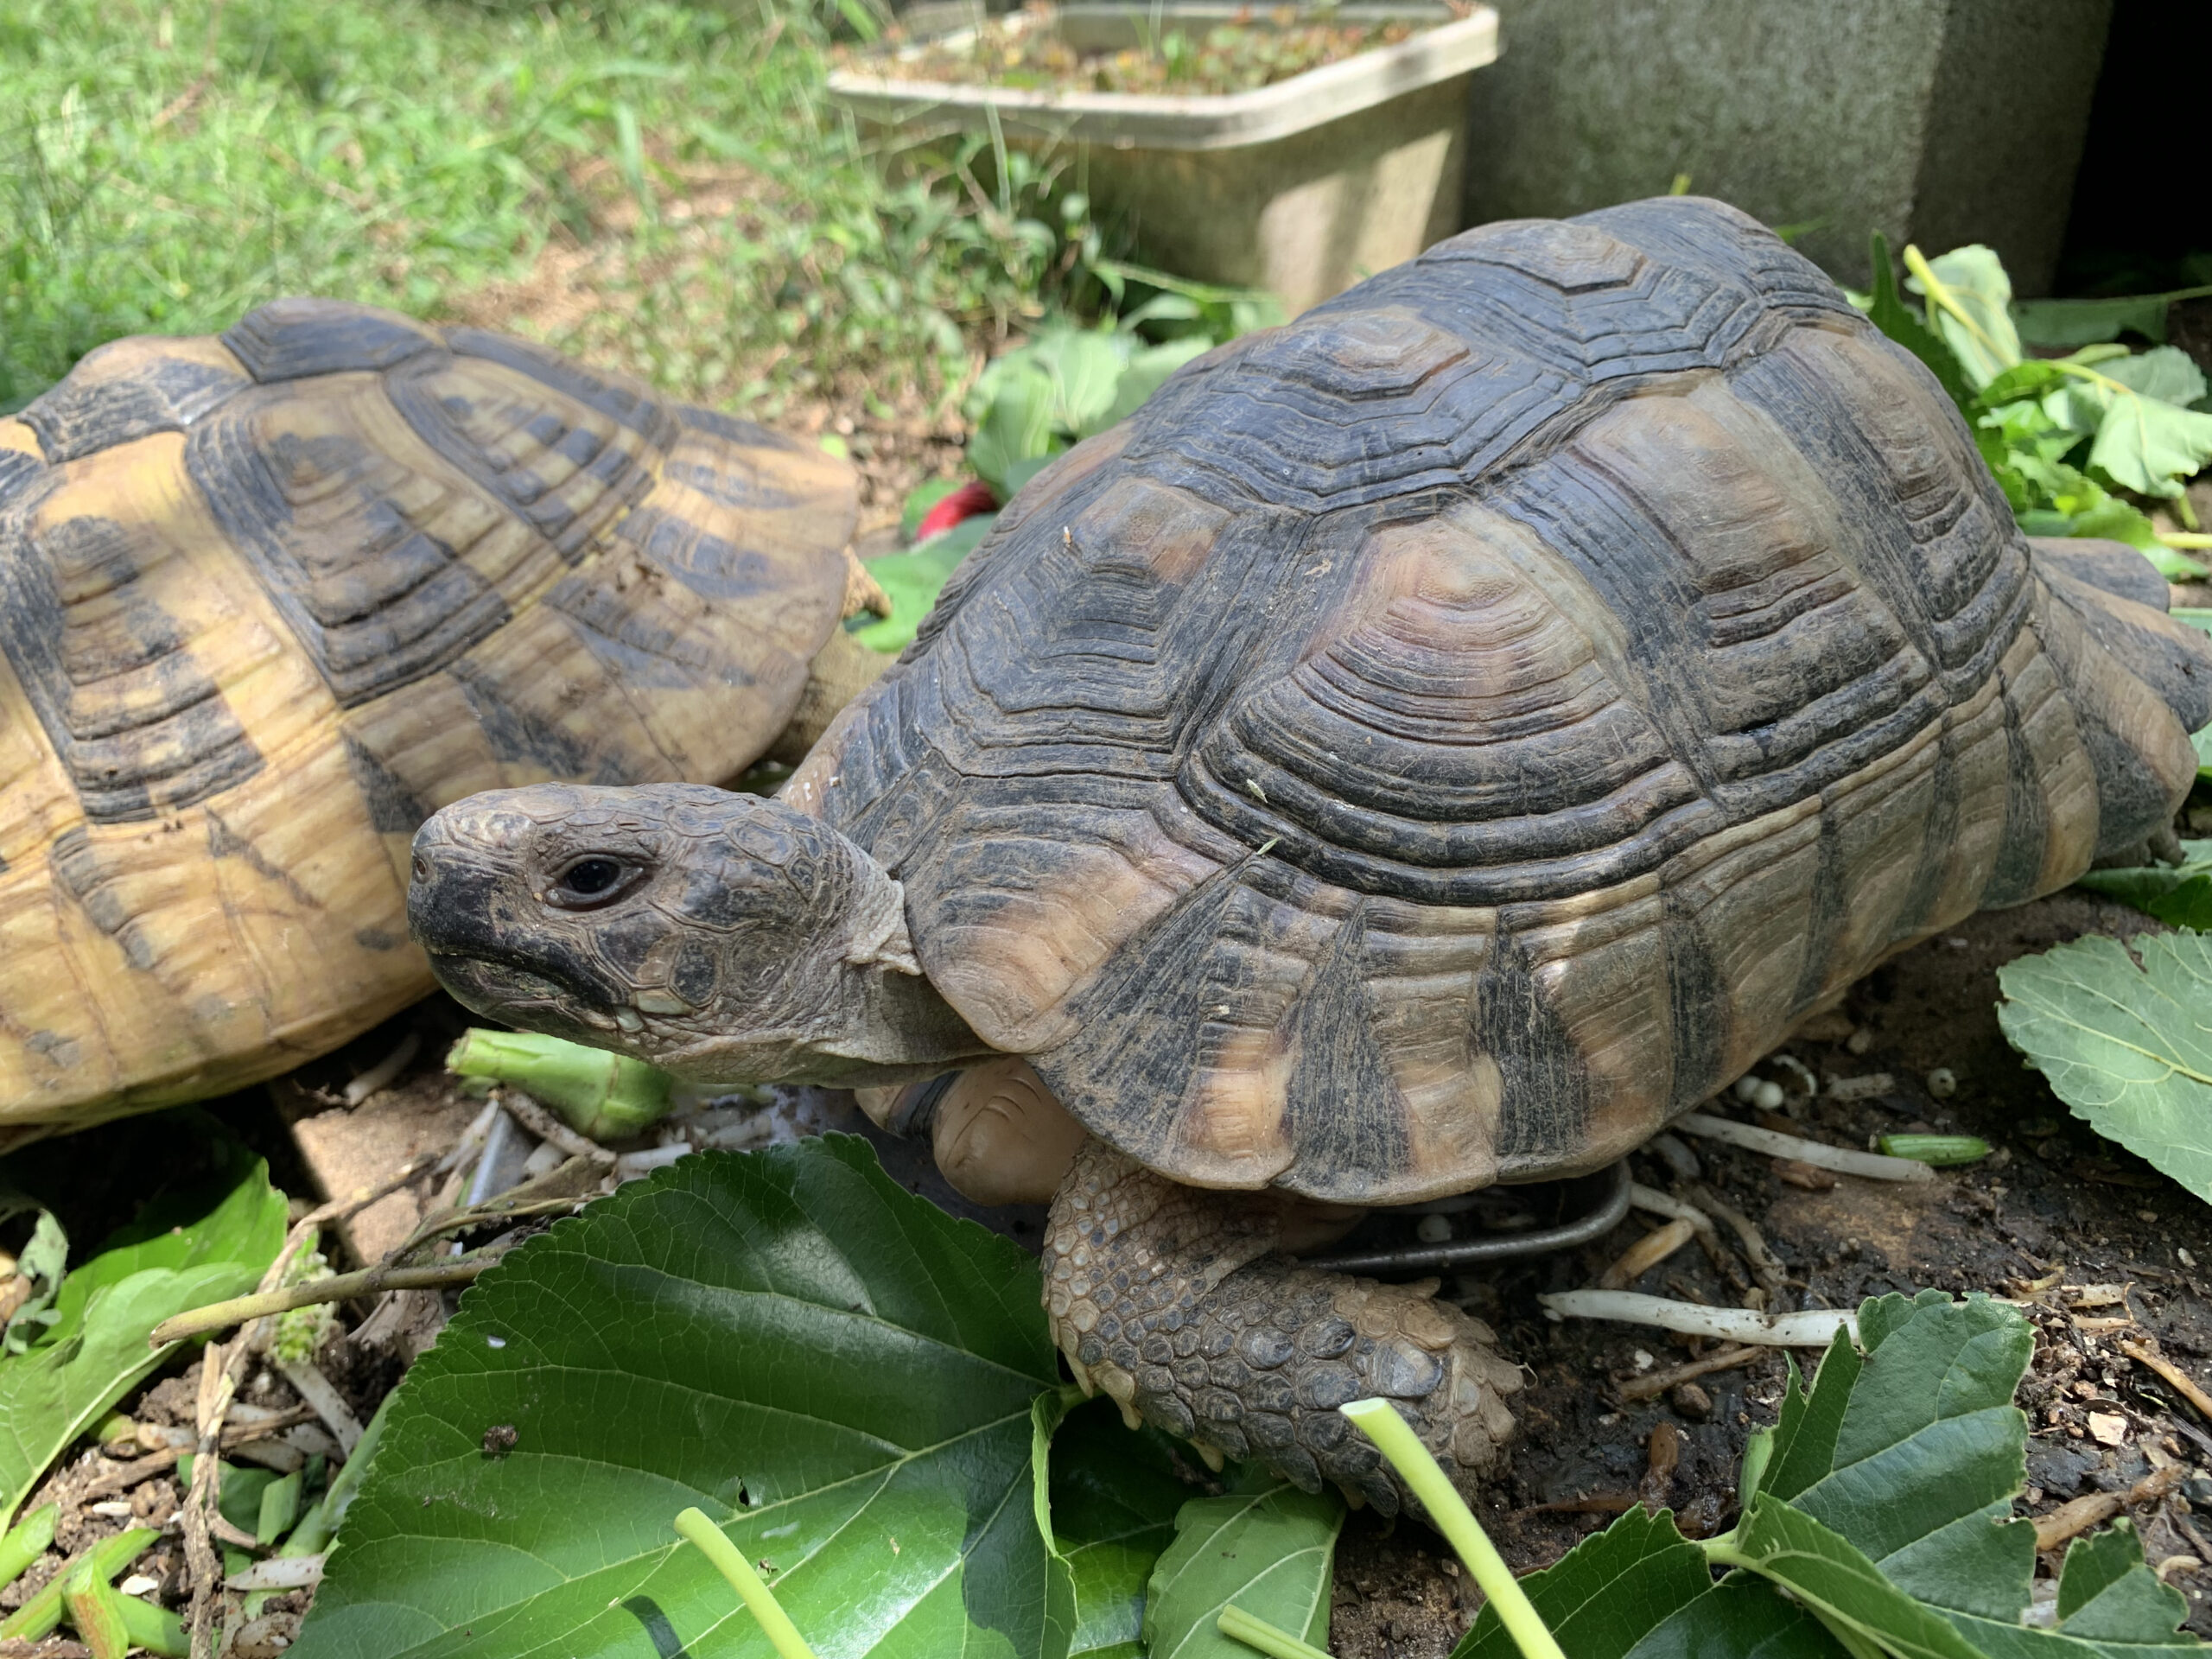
[840,3,1440,97]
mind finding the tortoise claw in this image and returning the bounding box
[1044,1141,1522,1517]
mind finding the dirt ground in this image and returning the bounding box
[1326,887,2212,1656]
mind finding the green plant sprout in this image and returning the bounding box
[1338,1398,1567,1659]
[673,1506,818,1659]
[1217,1600,1334,1657]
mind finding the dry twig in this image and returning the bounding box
[2121,1338,2212,1422]
[1689,1184,1792,1304]
[70,1406,318,1503]
[495,1090,616,1166]
[151,1258,501,1347]
[2033,1465,2182,1552]
[1598,1219,1697,1290]
[1614,1344,1763,1403]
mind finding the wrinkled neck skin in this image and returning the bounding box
[661,952,995,1091]
[639,852,995,1090]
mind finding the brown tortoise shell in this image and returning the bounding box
[0,300,856,1128]
[791,197,2212,1205]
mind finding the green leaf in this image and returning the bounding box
[1789,1294,2032,1621]
[899,476,962,542]
[2075,839,2212,925]
[1450,1295,2191,1657]
[849,513,996,654]
[2098,346,2209,409]
[2087,385,2212,501]
[1910,245,2024,390]
[1025,330,1128,438]
[1622,1573,1854,1659]
[1720,1497,1987,1659]
[1754,1330,1859,1507]
[968,359,1061,497]
[1049,1398,1190,1657]
[2049,1519,2193,1649]
[2015,294,2183,351]
[1867,233,1974,410]
[1453,1506,1716,1659]
[1997,931,2212,1203]
[1138,1471,1341,1659]
[0,1141,283,1529]
[1,1210,67,1354]
[294,1135,1074,1659]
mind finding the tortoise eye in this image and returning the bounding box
[547,855,639,909]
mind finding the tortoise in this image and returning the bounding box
[405,197,2212,1512]
[0,297,882,1134]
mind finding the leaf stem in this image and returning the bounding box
[673,1506,818,1659]
[1902,244,2004,362]
[1217,1602,1333,1658]
[1339,1400,1565,1659]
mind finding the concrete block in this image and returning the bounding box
[1461,0,2111,296]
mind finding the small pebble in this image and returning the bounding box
[1632,1349,1655,1373]
[1751,1079,1787,1112]
[1845,1027,1873,1055]
[1671,1382,1714,1421]
[2183,1248,2199,1269]
[118,1574,160,1598]
[1927,1067,1957,1100]
[88,1499,135,1517]
[1414,1213,1452,1244]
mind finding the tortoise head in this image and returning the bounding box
[408,782,981,1087]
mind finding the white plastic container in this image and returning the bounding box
[829,3,1501,313]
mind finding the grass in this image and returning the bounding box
[0,0,1086,415]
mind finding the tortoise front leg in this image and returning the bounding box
[1044,1140,1521,1516]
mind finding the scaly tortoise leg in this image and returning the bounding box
[1043,1139,1521,1516]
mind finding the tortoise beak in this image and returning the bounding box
[407,795,632,1020]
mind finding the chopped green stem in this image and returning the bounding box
[1218,1601,1333,1658]
[446,1029,674,1139]
[63,1557,132,1659]
[1339,1400,1566,1659]
[2162,532,2212,550]
[0,1503,57,1592]
[0,1527,156,1642]
[1877,1135,1991,1166]
[673,1506,819,1659]
[115,1590,190,1658]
